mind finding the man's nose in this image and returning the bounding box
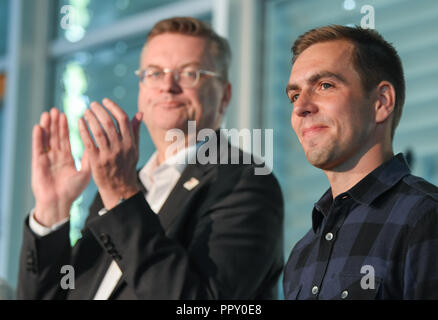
[293,90,318,117]
[160,71,182,94]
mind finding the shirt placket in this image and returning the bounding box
[309,194,351,300]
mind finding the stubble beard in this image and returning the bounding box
[303,136,339,170]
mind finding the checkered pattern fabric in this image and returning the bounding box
[284,153,438,299]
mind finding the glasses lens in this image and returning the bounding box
[143,67,164,85]
[179,69,198,87]
[140,67,202,88]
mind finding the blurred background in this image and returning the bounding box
[0,0,437,299]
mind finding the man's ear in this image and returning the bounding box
[219,82,232,115]
[375,81,396,124]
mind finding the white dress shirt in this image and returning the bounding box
[29,143,199,299]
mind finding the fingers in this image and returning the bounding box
[101,98,132,142]
[37,109,74,156]
[78,117,98,157]
[38,109,62,153]
[90,101,120,143]
[80,149,91,174]
[32,125,44,158]
[131,112,143,149]
[59,113,72,154]
[80,99,139,156]
[49,108,60,151]
[40,111,50,151]
[83,108,110,150]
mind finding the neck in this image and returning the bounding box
[148,119,222,165]
[324,142,394,199]
[150,129,196,165]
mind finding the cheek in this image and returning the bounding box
[192,87,217,119]
[182,93,200,121]
[336,105,369,140]
[326,95,355,128]
[138,87,151,108]
[138,88,161,115]
[189,92,204,109]
[291,114,298,134]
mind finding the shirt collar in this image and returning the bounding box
[163,141,198,172]
[312,188,333,233]
[312,153,411,232]
[139,143,198,188]
[347,153,411,206]
[139,130,222,190]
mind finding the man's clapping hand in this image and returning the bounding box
[78,98,143,210]
[32,108,91,227]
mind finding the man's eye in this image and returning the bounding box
[290,94,299,103]
[147,70,163,78]
[321,83,333,90]
[181,70,197,79]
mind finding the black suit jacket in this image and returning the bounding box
[17,142,284,299]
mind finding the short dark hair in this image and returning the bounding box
[142,17,232,82]
[292,25,405,139]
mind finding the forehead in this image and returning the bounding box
[141,33,211,68]
[290,40,357,83]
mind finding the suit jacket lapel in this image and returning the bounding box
[157,161,216,230]
[157,129,223,230]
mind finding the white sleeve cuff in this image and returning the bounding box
[97,198,126,217]
[29,208,70,237]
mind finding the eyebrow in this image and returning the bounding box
[144,62,202,69]
[285,71,348,95]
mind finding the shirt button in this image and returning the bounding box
[100,233,110,244]
[325,232,334,241]
[311,286,319,295]
[341,290,348,299]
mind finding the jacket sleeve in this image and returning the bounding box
[86,165,284,299]
[17,217,71,300]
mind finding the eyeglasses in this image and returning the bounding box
[135,66,222,88]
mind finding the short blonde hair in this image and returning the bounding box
[141,17,231,82]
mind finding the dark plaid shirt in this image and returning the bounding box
[283,153,438,300]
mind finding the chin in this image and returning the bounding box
[153,111,188,130]
[158,119,191,132]
[156,120,187,132]
[305,148,333,169]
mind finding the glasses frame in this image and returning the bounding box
[134,67,222,88]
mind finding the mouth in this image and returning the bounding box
[155,101,184,109]
[302,125,328,138]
